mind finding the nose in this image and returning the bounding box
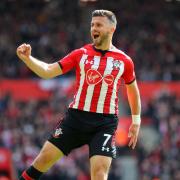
[91,25,96,32]
[91,23,99,30]
[91,26,99,33]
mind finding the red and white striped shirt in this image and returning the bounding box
[59,44,135,115]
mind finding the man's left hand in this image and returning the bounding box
[128,123,140,149]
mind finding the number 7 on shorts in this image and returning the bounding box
[103,134,112,146]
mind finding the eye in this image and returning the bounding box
[96,23,102,27]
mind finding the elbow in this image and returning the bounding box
[36,71,51,79]
[42,63,62,79]
[36,74,50,79]
[40,72,58,79]
[40,72,52,79]
[41,76,51,80]
[40,65,54,79]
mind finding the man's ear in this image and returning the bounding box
[111,26,116,33]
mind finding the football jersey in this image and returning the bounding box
[58,44,135,114]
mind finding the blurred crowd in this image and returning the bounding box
[0,0,179,80]
[0,0,180,179]
[139,91,180,180]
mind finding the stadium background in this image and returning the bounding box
[0,0,179,179]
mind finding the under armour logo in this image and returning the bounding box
[102,147,110,152]
[85,60,94,65]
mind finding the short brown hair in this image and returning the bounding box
[92,9,117,27]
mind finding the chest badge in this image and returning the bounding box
[112,60,122,70]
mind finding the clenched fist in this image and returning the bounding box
[16,43,32,61]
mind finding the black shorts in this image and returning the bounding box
[48,108,118,158]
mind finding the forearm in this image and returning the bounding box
[126,81,141,115]
[126,81,141,148]
[128,90,141,115]
[17,43,62,78]
[23,56,54,79]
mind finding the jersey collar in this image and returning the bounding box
[92,44,117,54]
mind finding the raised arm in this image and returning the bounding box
[126,80,141,149]
[16,43,62,79]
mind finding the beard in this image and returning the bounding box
[92,33,109,47]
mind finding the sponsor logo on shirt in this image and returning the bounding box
[86,69,114,85]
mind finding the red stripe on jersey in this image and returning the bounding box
[22,171,33,180]
[90,60,107,112]
[78,56,94,110]
[115,78,122,114]
[69,67,81,108]
[103,69,119,114]
[77,85,88,110]
[115,94,119,114]
[103,86,112,114]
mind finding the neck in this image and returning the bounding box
[94,39,112,51]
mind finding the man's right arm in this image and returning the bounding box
[16,43,62,79]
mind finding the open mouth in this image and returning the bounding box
[93,34,100,39]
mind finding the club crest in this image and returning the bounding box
[112,60,122,70]
[54,127,63,138]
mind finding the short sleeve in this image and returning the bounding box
[121,58,136,84]
[58,49,82,74]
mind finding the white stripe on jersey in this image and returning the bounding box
[83,56,101,111]
[96,57,114,113]
[109,61,124,114]
[73,54,88,108]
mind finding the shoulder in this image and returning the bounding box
[110,46,132,61]
[80,44,93,53]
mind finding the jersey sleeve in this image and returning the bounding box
[121,57,136,84]
[58,49,82,74]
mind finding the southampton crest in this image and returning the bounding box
[54,127,63,138]
[112,60,122,70]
